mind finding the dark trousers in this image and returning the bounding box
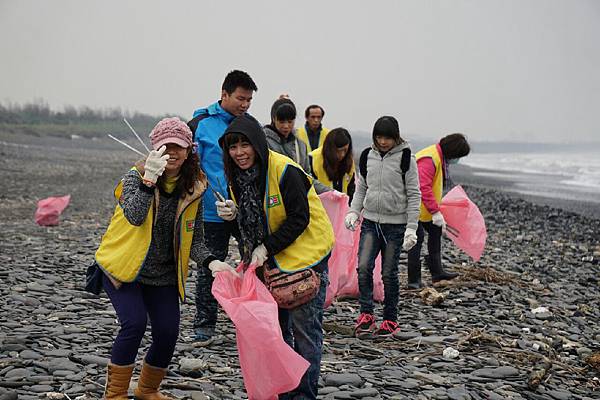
[356,219,406,322]
[103,274,180,368]
[279,257,329,400]
[194,220,240,331]
[407,221,443,280]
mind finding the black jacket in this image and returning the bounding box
[220,115,310,256]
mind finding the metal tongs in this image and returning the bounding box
[107,118,151,156]
[210,177,227,202]
[446,224,460,237]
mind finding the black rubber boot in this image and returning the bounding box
[407,257,423,289]
[428,253,458,282]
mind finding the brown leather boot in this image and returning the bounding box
[104,362,134,399]
[133,362,173,399]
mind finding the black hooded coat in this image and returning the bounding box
[219,115,311,257]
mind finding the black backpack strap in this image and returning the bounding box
[359,147,371,180]
[360,146,411,184]
[400,148,411,185]
[187,113,210,135]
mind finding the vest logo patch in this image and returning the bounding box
[267,194,281,208]
[186,220,195,232]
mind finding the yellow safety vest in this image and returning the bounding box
[308,147,355,194]
[232,151,334,272]
[296,126,330,152]
[95,168,205,302]
[415,144,443,222]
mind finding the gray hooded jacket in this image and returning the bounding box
[263,125,331,194]
[349,142,421,230]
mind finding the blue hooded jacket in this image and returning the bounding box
[191,101,235,222]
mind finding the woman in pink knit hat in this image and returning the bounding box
[94,117,237,399]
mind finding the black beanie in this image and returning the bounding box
[270,98,297,122]
[372,116,400,143]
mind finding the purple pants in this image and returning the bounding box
[103,274,180,368]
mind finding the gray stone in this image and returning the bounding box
[472,366,519,379]
[447,386,472,400]
[19,350,43,360]
[5,368,32,379]
[547,389,573,400]
[349,387,379,398]
[323,373,364,387]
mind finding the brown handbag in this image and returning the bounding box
[263,265,321,309]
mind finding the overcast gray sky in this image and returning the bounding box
[1,0,598,143]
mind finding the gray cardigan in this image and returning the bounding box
[349,142,421,230]
[263,125,331,195]
[120,170,213,286]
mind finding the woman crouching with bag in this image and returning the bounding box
[95,117,236,399]
[217,115,334,400]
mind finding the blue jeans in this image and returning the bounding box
[357,219,406,322]
[103,274,180,368]
[194,220,240,335]
[278,257,329,400]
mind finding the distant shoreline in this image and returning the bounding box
[450,164,600,219]
[2,128,598,219]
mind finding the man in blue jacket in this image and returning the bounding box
[187,70,258,342]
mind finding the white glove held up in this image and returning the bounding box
[250,244,268,267]
[431,211,446,231]
[208,260,239,278]
[344,212,360,231]
[402,228,418,251]
[216,199,237,221]
[143,145,169,184]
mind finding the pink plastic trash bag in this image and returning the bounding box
[212,264,309,400]
[34,195,71,226]
[440,185,487,261]
[319,192,384,308]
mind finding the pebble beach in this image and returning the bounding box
[1,133,599,400]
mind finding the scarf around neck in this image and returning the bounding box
[234,165,265,263]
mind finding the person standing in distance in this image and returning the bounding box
[264,97,331,194]
[296,104,329,152]
[187,70,258,342]
[406,133,471,289]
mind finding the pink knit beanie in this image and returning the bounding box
[150,117,193,150]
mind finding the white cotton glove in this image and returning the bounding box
[432,211,447,233]
[143,145,169,184]
[250,244,268,267]
[216,199,237,221]
[402,228,417,251]
[208,260,239,278]
[344,212,360,231]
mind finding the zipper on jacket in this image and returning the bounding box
[377,153,385,223]
[175,196,201,302]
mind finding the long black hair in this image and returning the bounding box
[221,132,255,185]
[322,128,353,182]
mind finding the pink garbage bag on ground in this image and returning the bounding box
[212,264,309,400]
[319,192,384,308]
[34,195,71,226]
[440,185,487,261]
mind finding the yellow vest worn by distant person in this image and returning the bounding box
[415,144,443,222]
[262,150,334,272]
[95,168,205,302]
[296,126,330,152]
[308,147,355,194]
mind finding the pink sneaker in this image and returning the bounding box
[354,313,376,339]
[373,320,399,339]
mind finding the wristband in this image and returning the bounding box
[142,178,156,187]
